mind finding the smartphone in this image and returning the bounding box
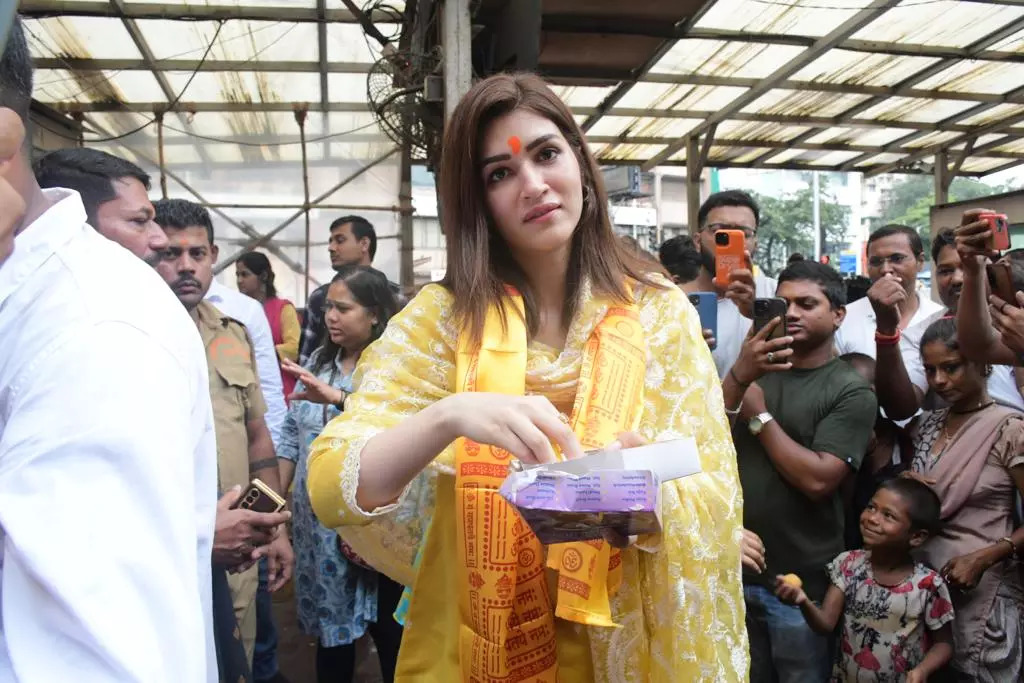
[231,478,286,514]
[753,297,788,340]
[714,229,747,286]
[983,213,1011,252]
[688,292,717,349]
[987,261,1018,307]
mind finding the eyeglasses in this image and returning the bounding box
[706,222,757,239]
[867,253,912,268]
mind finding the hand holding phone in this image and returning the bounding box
[731,309,794,388]
[231,478,287,514]
[752,297,788,340]
[982,213,1011,252]
[688,292,717,350]
[714,230,747,288]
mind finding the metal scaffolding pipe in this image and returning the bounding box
[443,0,472,120]
[156,112,167,199]
[83,117,314,283]
[217,146,401,268]
[296,106,312,302]
[399,146,414,291]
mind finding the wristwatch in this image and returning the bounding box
[748,412,774,436]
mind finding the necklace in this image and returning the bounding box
[935,401,992,460]
[951,399,994,415]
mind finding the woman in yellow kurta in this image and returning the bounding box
[307,73,748,682]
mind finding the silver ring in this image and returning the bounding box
[766,351,775,364]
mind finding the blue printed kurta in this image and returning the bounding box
[279,351,379,647]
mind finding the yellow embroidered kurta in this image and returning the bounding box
[307,279,749,682]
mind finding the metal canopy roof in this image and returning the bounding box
[19,0,1024,180]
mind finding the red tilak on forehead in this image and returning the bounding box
[507,135,522,155]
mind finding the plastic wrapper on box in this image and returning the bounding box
[498,467,662,543]
[497,438,702,544]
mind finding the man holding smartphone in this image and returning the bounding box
[721,261,877,683]
[870,226,1024,422]
[954,208,1024,368]
[687,190,777,378]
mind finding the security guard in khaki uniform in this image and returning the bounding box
[153,198,293,669]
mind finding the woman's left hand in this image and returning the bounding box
[600,432,648,548]
[942,550,992,591]
[281,358,345,405]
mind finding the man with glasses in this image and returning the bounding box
[688,190,777,378]
[835,224,942,358]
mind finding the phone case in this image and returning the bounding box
[753,298,788,340]
[983,213,1011,251]
[232,479,286,514]
[714,229,747,287]
[688,292,717,350]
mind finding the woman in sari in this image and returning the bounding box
[908,316,1024,681]
[306,72,747,682]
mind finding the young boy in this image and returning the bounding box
[776,478,955,682]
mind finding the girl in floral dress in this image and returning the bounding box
[776,478,955,682]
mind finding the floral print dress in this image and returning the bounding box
[278,350,380,647]
[829,549,954,682]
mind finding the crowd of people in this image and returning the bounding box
[1,14,1023,683]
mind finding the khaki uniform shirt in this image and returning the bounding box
[194,300,266,492]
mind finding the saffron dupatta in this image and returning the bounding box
[453,289,646,681]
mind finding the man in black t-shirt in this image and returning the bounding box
[721,261,877,683]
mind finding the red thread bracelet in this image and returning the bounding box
[875,329,901,346]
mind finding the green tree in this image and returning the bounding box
[753,176,850,276]
[872,175,1010,253]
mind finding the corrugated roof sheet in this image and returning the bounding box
[20,0,1024,185]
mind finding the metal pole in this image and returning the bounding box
[85,116,318,286]
[443,0,472,120]
[686,136,700,234]
[654,170,663,247]
[812,172,821,260]
[217,146,401,268]
[399,146,415,292]
[295,106,312,302]
[156,112,168,199]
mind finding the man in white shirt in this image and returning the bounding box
[835,224,943,359]
[873,228,1024,420]
[0,18,217,681]
[682,190,777,379]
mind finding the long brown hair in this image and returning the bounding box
[439,72,663,345]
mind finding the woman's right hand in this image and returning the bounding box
[282,358,344,405]
[731,318,794,386]
[438,393,585,465]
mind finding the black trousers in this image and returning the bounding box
[315,573,405,683]
[213,565,253,683]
